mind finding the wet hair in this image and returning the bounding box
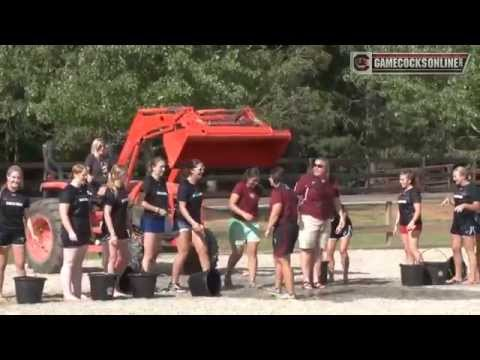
[149,156,166,174]
[309,157,330,179]
[269,167,284,185]
[399,170,416,186]
[243,167,261,182]
[107,165,127,194]
[182,159,204,178]
[1,165,24,192]
[71,164,87,179]
[90,138,106,156]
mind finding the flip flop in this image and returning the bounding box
[446,278,462,285]
[302,281,313,290]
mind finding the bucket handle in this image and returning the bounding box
[421,248,449,261]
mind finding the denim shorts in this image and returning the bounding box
[141,214,165,234]
[175,219,193,232]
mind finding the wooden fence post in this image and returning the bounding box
[472,157,477,185]
[385,201,393,244]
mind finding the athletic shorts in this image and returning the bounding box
[298,214,331,250]
[0,229,26,247]
[103,231,130,241]
[450,219,480,236]
[399,224,422,235]
[273,222,298,258]
[141,214,165,234]
[228,218,260,248]
[175,219,193,233]
[61,230,91,248]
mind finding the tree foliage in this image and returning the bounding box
[0,45,478,163]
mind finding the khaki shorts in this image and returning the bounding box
[298,214,331,250]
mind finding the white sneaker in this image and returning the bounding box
[275,293,296,300]
[265,287,281,295]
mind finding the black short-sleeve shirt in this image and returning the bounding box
[59,184,91,235]
[175,179,203,223]
[102,187,129,237]
[398,188,422,226]
[0,188,30,232]
[85,154,113,186]
[453,183,480,223]
[143,175,168,216]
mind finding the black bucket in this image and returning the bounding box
[14,276,47,304]
[400,264,425,286]
[188,269,221,297]
[88,273,118,301]
[320,261,329,285]
[127,273,158,298]
[423,262,449,285]
[117,265,135,295]
[447,256,468,280]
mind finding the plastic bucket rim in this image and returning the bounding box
[88,272,118,278]
[14,276,47,282]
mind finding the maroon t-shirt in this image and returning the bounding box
[231,181,261,219]
[294,174,339,220]
[270,184,298,226]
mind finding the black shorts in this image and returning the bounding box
[330,224,353,240]
[103,231,130,242]
[450,219,480,237]
[273,222,298,258]
[61,230,91,248]
[0,229,26,247]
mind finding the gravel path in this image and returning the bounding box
[1,248,480,315]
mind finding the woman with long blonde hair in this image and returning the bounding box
[102,165,131,278]
[85,138,113,195]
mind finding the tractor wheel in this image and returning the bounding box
[26,199,63,274]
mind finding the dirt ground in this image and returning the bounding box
[2,247,480,315]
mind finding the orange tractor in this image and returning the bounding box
[25,106,292,274]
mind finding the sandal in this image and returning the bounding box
[313,282,326,289]
[302,281,313,290]
[446,278,462,285]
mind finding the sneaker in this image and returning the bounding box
[275,293,296,300]
[265,287,281,295]
[164,282,187,294]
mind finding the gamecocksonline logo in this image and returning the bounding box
[351,52,470,75]
[353,53,371,72]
